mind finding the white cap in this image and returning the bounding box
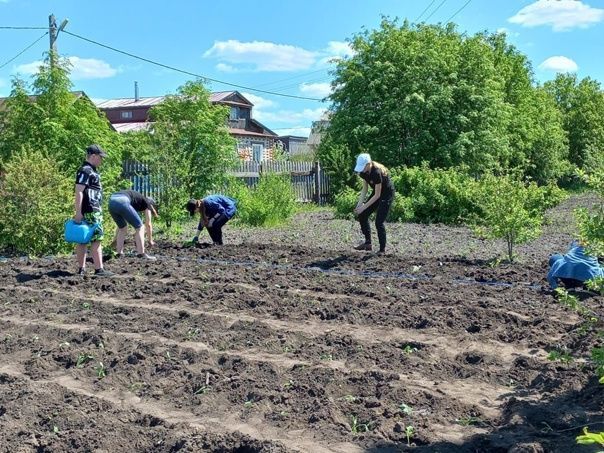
[354,153,372,173]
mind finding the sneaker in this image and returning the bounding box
[94,268,114,277]
[137,253,157,261]
[77,267,86,276]
[377,249,386,255]
[354,242,372,251]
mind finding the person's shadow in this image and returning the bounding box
[16,270,72,283]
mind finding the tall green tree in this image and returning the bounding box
[147,80,236,227]
[325,20,569,183]
[0,52,122,188]
[545,74,604,172]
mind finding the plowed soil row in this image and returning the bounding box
[1,240,603,452]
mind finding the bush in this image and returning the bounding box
[473,175,546,262]
[0,148,73,256]
[391,166,481,224]
[334,187,413,222]
[235,174,296,227]
[333,187,359,220]
[575,169,604,256]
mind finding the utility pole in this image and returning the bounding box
[48,14,69,66]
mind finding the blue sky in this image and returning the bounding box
[1,0,603,137]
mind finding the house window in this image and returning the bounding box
[229,107,239,120]
[252,143,264,161]
[120,111,133,119]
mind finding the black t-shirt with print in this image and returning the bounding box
[75,162,103,213]
[359,164,394,200]
[117,189,151,212]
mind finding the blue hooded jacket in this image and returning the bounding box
[203,195,236,219]
[547,242,604,289]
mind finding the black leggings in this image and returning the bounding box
[358,195,393,251]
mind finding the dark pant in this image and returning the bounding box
[358,195,393,251]
[207,215,229,245]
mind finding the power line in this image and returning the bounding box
[415,0,438,22]
[253,68,330,89]
[445,0,473,22]
[0,26,47,30]
[424,0,449,22]
[62,30,323,102]
[0,31,48,70]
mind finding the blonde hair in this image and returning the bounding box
[372,161,389,177]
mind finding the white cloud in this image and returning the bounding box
[241,92,276,109]
[216,63,237,73]
[299,82,332,98]
[68,57,118,79]
[15,56,118,79]
[204,40,317,72]
[14,60,44,75]
[509,0,604,31]
[254,107,327,124]
[275,127,311,137]
[539,56,578,72]
[496,27,520,38]
[325,41,354,58]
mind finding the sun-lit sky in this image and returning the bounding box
[1,0,603,136]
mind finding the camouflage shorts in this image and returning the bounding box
[83,212,104,243]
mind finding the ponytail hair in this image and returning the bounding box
[372,161,389,177]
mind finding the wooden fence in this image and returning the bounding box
[122,160,331,204]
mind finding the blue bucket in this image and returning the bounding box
[64,219,98,244]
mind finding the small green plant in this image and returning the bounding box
[592,347,604,378]
[547,349,574,364]
[349,415,372,434]
[320,353,333,361]
[402,345,418,355]
[95,362,106,379]
[243,400,254,409]
[184,328,200,341]
[456,416,483,426]
[586,276,604,295]
[52,425,59,434]
[399,403,413,415]
[342,394,357,403]
[405,425,415,446]
[128,382,145,392]
[555,287,588,315]
[82,302,91,310]
[75,353,94,368]
[282,379,295,390]
[576,427,604,450]
[194,386,211,395]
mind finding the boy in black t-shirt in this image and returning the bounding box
[73,145,113,276]
[353,153,395,254]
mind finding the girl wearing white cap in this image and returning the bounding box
[353,153,395,254]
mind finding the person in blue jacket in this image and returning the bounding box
[547,241,604,289]
[186,195,237,245]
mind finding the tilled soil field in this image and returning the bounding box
[0,201,603,452]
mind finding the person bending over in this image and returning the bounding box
[186,195,237,246]
[353,153,395,254]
